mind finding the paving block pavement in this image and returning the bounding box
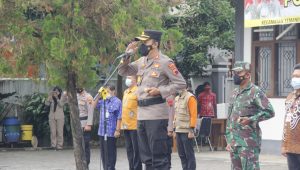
[0,147,288,170]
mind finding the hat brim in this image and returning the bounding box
[134,35,150,41]
[232,67,243,71]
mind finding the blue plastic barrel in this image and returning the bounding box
[3,117,20,143]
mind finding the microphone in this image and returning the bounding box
[116,49,134,59]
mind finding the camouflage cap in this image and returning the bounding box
[232,61,251,72]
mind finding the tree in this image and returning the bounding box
[1,0,183,169]
[163,0,235,77]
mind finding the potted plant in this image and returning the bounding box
[22,93,50,147]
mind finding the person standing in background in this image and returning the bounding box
[282,64,300,170]
[46,86,67,150]
[225,62,275,170]
[198,82,217,118]
[95,84,122,170]
[76,87,94,168]
[121,76,142,170]
[174,88,197,170]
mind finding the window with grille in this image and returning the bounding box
[252,24,299,97]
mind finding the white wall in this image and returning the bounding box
[244,28,252,63]
[260,98,285,141]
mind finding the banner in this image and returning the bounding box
[245,0,300,27]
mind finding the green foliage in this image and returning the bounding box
[164,0,235,77]
[0,56,12,75]
[22,93,50,138]
[110,0,183,56]
[1,0,183,85]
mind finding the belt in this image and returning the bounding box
[138,97,166,107]
[80,116,88,120]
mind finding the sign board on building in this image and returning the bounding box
[245,0,300,27]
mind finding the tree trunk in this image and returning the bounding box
[67,70,88,170]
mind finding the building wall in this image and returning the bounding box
[0,79,49,118]
[244,28,252,63]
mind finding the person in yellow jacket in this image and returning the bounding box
[174,88,197,170]
[121,76,142,170]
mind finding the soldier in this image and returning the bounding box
[76,87,94,168]
[118,30,186,170]
[225,61,275,170]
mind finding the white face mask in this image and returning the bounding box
[291,78,300,90]
[125,79,132,87]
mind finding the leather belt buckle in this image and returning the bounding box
[138,99,146,107]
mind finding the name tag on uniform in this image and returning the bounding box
[153,63,160,68]
[151,71,159,78]
[137,76,141,84]
[105,110,109,118]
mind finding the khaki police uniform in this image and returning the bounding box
[77,90,94,166]
[118,29,186,170]
[46,95,67,149]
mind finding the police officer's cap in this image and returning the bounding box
[135,30,162,42]
[232,61,251,72]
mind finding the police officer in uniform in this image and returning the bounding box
[118,30,186,170]
[76,87,94,168]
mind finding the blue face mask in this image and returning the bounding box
[291,78,300,90]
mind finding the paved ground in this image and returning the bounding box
[0,147,288,170]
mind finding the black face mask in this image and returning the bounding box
[233,74,245,85]
[139,44,152,56]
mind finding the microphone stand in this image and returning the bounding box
[94,57,125,170]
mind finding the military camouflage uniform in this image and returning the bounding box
[225,62,275,170]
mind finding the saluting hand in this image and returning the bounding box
[126,41,139,54]
[122,41,139,64]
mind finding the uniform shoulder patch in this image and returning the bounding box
[168,63,179,75]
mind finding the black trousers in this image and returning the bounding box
[167,136,173,169]
[137,119,169,170]
[124,130,142,170]
[83,131,91,166]
[287,153,300,170]
[176,133,196,170]
[99,136,116,170]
